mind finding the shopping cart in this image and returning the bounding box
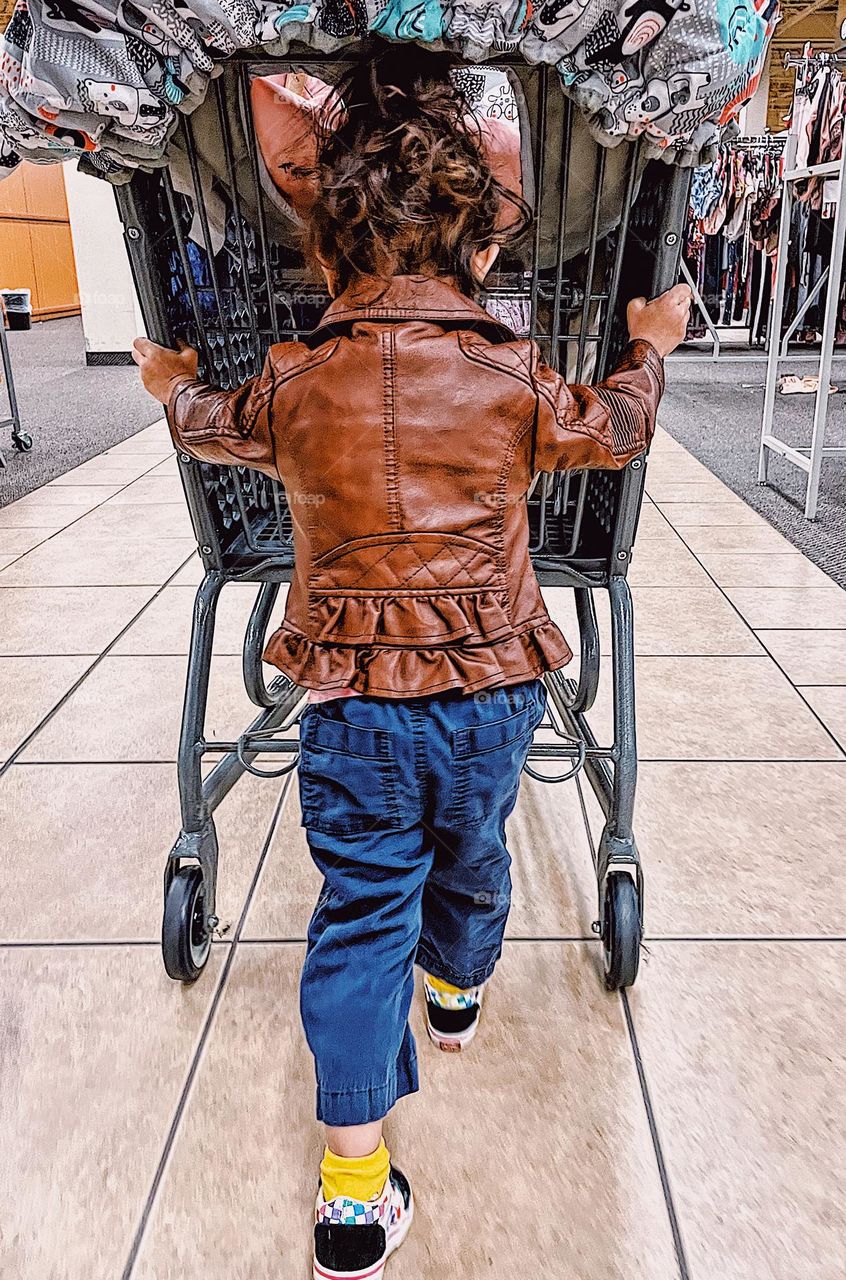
[115,50,689,990]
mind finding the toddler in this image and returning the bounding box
[134,42,691,1280]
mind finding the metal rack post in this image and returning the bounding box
[757,54,846,519]
[0,317,29,467]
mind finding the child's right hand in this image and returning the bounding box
[626,285,692,358]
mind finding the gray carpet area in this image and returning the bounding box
[660,354,846,589]
[0,317,161,505]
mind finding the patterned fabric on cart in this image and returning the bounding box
[0,0,780,178]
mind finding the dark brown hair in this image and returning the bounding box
[304,40,531,296]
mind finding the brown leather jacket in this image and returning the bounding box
[168,274,664,697]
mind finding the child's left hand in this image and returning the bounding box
[132,337,199,404]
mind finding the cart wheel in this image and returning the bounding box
[602,872,641,990]
[12,432,32,452]
[162,865,211,982]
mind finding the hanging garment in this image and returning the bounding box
[0,0,780,179]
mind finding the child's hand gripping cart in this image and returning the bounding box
[115,51,690,990]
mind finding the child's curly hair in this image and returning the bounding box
[305,40,532,296]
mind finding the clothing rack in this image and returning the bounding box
[682,135,785,359]
[758,48,846,519]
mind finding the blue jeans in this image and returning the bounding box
[298,679,546,1126]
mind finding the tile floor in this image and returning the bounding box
[1,422,844,1280]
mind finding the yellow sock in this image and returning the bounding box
[426,974,470,995]
[321,1138,390,1204]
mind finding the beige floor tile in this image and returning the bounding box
[0,763,282,940]
[0,534,195,587]
[113,582,287,656]
[132,944,679,1280]
[108,477,187,505]
[762,630,846,685]
[145,456,180,476]
[71,501,194,540]
[6,484,123,509]
[630,588,759,655]
[546,585,761,657]
[677,525,794,556]
[502,776,598,934]
[633,504,678,539]
[587,656,840,761]
[0,504,79,531]
[103,433,172,458]
[628,539,712,587]
[726,587,846,630]
[629,942,846,1280]
[169,553,206,585]
[696,553,834,589]
[0,655,92,760]
[0,527,56,555]
[50,456,159,484]
[1,945,224,1280]
[642,458,711,481]
[802,687,846,749]
[657,502,767,527]
[244,775,597,941]
[0,585,154,655]
[20,653,262,762]
[632,763,846,935]
[646,481,739,503]
[130,420,170,441]
[0,553,14,570]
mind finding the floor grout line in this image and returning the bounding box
[621,991,693,1280]
[572,676,693,1277]
[5,932,843,949]
[120,770,293,1280]
[9,756,846,769]
[644,935,846,943]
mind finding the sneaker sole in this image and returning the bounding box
[312,1191,414,1280]
[425,1018,479,1052]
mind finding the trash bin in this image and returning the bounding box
[1,288,32,330]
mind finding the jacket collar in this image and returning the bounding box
[308,274,517,343]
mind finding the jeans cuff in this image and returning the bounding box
[315,1050,418,1126]
[415,944,500,990]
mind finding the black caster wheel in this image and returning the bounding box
[162,865,212,982]
[602,871,641,990]
[12,433,33,452]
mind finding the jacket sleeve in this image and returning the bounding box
[530,338,664,473]
[166,349,279,479]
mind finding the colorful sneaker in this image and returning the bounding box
[313,1166,413,1280]
[423,973,485,1052]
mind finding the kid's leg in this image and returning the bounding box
[416,680,546,1051]
[302,826,422,1279]
[297,702,425,1278]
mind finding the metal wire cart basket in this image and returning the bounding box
[115,50,689,991]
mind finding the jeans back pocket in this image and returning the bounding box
[447,682,546,828]
[298,709,404,836]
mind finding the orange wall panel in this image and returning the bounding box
[0,164,27,217]
[28,222,79,317]
[0,161,80,319]
[0,220,36,291]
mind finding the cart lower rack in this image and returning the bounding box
[116,50,689,990]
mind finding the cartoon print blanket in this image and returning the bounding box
[0,0,780,181]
